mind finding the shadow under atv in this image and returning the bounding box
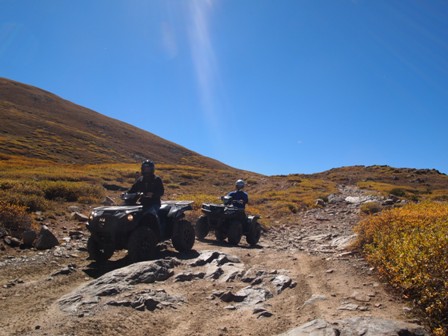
[83,246,201,279]
[197,236,263,250]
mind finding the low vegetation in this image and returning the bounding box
[359,201,382,215]
[0,201,34,237]
[0,155,340,233]
[246,175,338,219]
[357,176,448,203]
[353,202,448,335]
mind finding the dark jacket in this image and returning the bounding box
[227,190,249,209]
[129,174,164,207]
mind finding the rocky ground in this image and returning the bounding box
[0,186,429,336]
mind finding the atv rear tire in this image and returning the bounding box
[246,221,261,246]
[215,229,226,242]
[127,226,157,263]
[227,220,242,246]
[172,219,195,252]
[195,216,209,240]
[87,236,114,262]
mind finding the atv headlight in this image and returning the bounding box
[127,214,134,222]
[89,212,96,221]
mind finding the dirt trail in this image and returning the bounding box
[0,186,426,336]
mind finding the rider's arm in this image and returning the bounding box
[128,178,141,193]
[152,176,164,198]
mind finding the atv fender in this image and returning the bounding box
[168,203,192,220]
[244,215,260,234]
[247,214,260,224]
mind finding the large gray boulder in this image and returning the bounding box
[34,225,59,250]
[277,317,428,336]
[58,258,179,314]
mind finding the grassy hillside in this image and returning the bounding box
[310,165,448,202]
[0,77,230,170]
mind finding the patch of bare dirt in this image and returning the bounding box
[0,186,428,336]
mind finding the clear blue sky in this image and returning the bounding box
[1,0,447,176]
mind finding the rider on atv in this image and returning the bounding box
[128,160,165,232]
[227,179,248,209]
[86,160,195,263]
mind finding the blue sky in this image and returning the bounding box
[1,0,447,176]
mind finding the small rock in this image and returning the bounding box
[257,310,273,318]
[22,230,37,247]
[4,236,21,248]
[338,303,359,311]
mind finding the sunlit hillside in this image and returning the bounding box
[0,77,230,170]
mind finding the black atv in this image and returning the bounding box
[195,195,261,246]
[86,193,195,263]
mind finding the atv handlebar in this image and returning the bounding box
[221,195,244,206]
[121,193,194,207]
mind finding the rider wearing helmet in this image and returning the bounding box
[129,160,164,209]
[227,179,249,209]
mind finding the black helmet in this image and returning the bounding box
[141,160,155,175]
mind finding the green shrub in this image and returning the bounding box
[0,181,14,190]
[42,181,104,202]
[390,188,406,197]
[287,203,298,214]
[78,195,100,204]
[360,201,382,215]
[433,195,448,202]
[43,182,78,201]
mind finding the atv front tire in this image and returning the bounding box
[246,221,261,246]
[87,236,114,262]
[227,220,242,246]
[172,219,195,252]
[195,216,209,240]
[127,226,157,263]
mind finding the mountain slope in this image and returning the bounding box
[0,77,231,170]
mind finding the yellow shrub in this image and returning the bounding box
[0,200,33,238]
[354,202,448,333]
